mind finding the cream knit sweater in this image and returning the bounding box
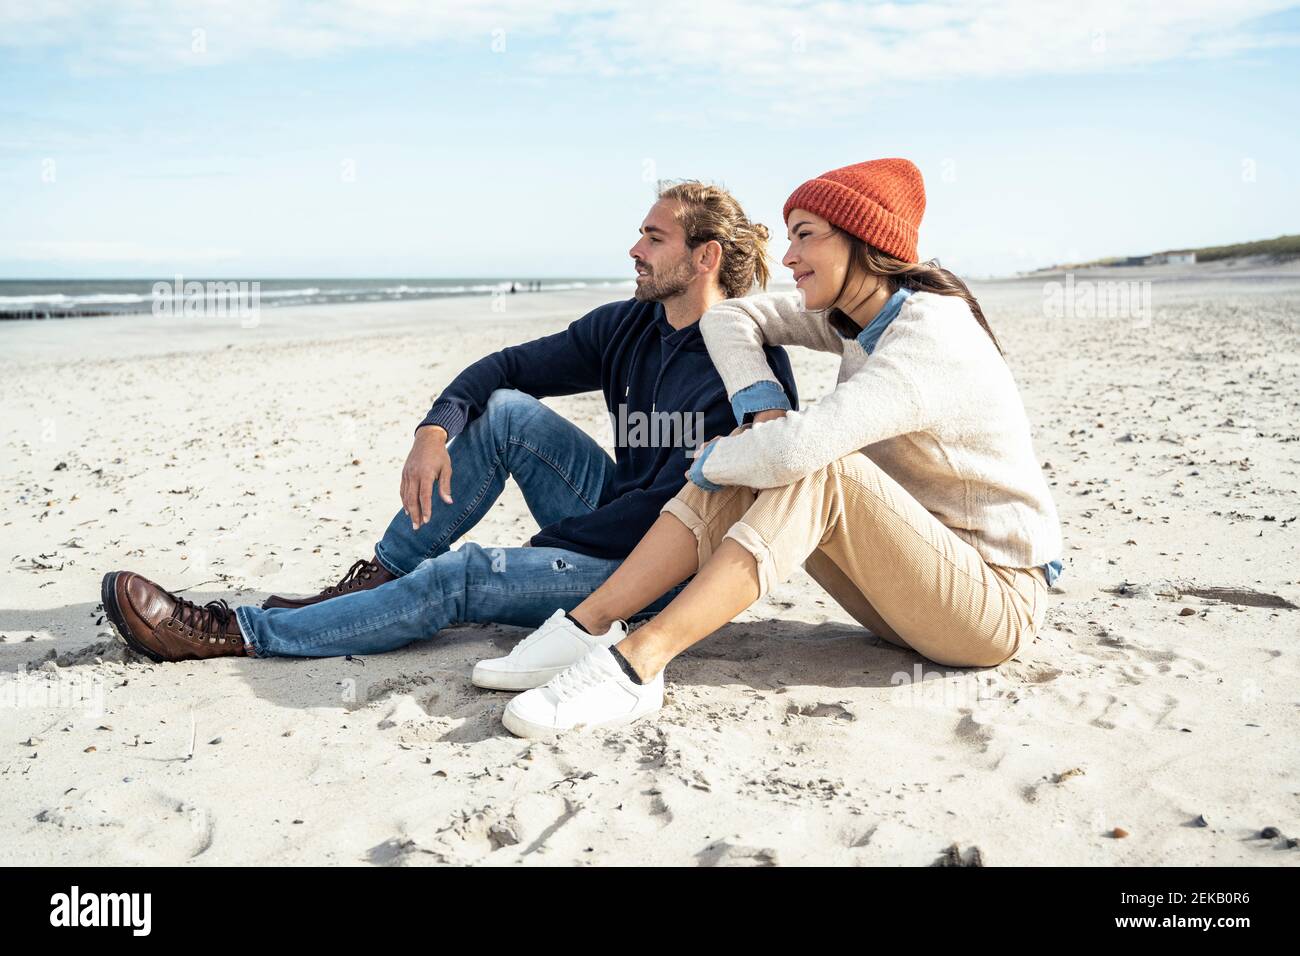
[696,289,1063,571]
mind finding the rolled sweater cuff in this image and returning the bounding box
[688,440,725,491]
[730,380,792,426]
[417,401,466,440]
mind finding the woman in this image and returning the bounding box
[494,158,1064,739]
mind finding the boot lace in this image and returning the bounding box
[327,559,380,595]
[171,593,235,635]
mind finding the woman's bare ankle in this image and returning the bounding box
[569,606,615,636]
[615,632,666,682]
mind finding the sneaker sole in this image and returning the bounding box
[501,703,660,739]
[100,571,166,664]
[471,663,569,692]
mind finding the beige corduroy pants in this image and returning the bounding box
[660,452,1048,668]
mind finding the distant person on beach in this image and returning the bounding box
[101,183,798,674]
[493,158,1066,738]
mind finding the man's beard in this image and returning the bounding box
[633,254,694,302]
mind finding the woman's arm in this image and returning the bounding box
[696,313,950,489]
[700,292,845,423]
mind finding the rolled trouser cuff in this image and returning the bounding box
[234,605,267,658]
[372,540,410,578]
[661,497,714,571]
[722,520,784,597]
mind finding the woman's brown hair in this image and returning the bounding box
[827,232,1003,356]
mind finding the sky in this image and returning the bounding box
[1,0,1298,279]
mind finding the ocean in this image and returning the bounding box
[0,277,631,320]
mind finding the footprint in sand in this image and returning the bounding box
[35,785,216,863]
[785,700,856,721]
[696,839,779,866]
[1087,690,1184,731]
[364,836,451,866]
[1084,629,1207,676]
[953,708,997,753]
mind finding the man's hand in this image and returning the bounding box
[751,408,788,424]
[401,425,452,530]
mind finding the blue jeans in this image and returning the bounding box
[234,389,687,658]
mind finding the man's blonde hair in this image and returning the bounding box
[656,180,770,299]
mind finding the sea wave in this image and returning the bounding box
[0,277,630,318]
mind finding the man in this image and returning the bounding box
[101,181,798,681]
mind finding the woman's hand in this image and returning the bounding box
[683,424,751,481]
[684,437,720,481]
[401,425,453,529]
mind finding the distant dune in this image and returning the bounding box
[1028,234,1300,275]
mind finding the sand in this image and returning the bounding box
[2,269,1298,866]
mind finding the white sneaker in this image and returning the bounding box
[471,608,627,691]
[501,644,663,739]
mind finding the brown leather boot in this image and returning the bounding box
[260,557,396,610]
[100,571,250,663]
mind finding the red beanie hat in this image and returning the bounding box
[783,158,925,263]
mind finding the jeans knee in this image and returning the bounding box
[451,541,520,585]
[409,545,473,589]
[485,388,535,422]
[483,389,545,449]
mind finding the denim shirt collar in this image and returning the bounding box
[853,286,914,355]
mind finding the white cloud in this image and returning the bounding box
[541,0,1300,89]
[2,0,1297,99]
[0,0,577,66]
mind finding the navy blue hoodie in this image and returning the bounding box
[418,297,799,560]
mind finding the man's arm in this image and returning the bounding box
[402,304,613,528]
[417,305,610,440]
